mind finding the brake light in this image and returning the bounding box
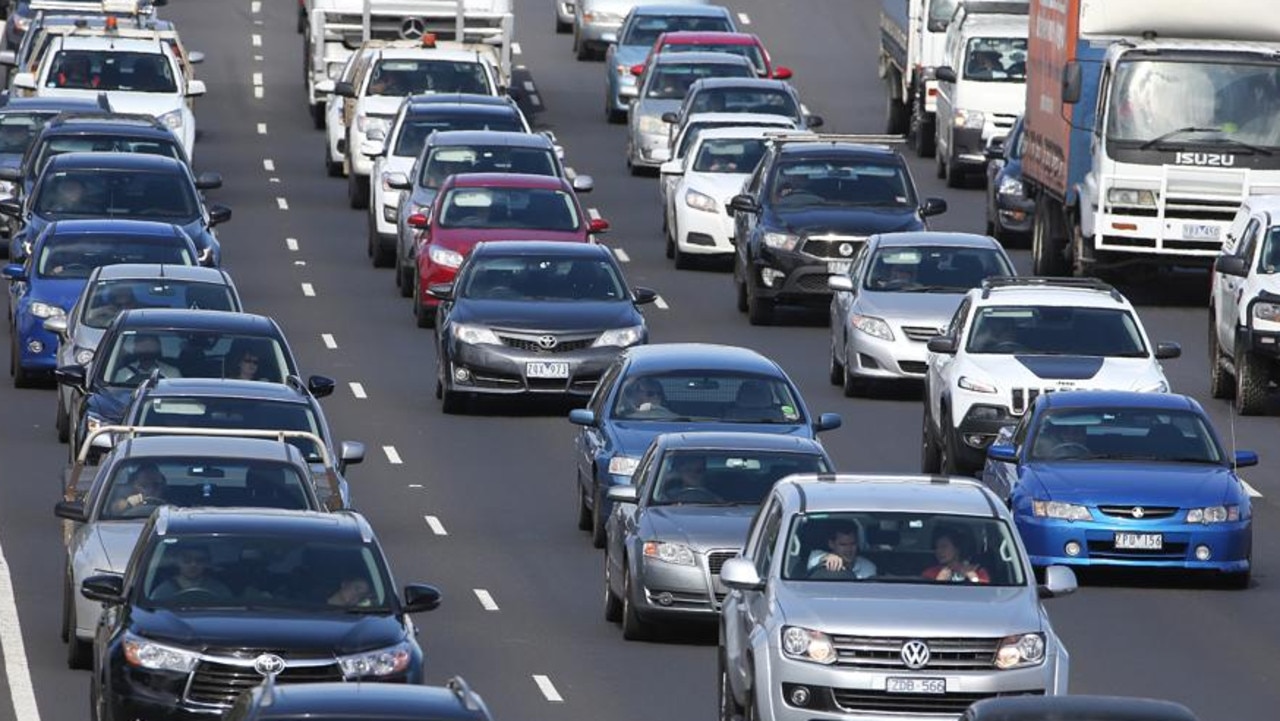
[407,213,429,228]
[589,218,610,233]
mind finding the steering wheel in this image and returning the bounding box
[1048,442,1091,459]
[139,495,167,506]
[669,487,721,503]
[173,587,222,602]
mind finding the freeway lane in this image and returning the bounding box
[0,0,1278,719]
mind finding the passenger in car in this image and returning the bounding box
[922,528,990,584]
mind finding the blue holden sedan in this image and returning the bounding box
[569,343,841,548]
[982,390,1256,587]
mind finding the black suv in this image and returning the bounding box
[82,507,441,721]
[727,134,947,325]
[226,677,493,721]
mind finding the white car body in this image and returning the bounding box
[660,111,798,208]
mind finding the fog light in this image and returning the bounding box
[964,434,988,448]
[1064,541,1082,557]
[453,367,471,383]
[26,339,42,354]
[655,592,673,606]
[760,268,785,288]
[382,205,397,223]
[789,686,811,707]
[1195,545,1211,561]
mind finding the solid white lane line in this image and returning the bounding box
[533,675,563,702]
[301,283,316,297]
[522,80,536,93]
[424,515,447,535]
[654,296,669,310]
[512,41,522,55]
[383,446,403,464]
[349,382,367,399]
[252,34,262,47]
[257,123,267,135]
[250,0,261,12]
[1243,480,1263,498]
[612,247,630,263]
[737,12,751,24]
[254,87,264,100]
[587,207,601,220]
[276,197,289,210]
[0,537,41,721]
[473,589,499,611]
[321,333,337,349]
[252,72,263,86]
[285,237,299,251]
[263,158,275,172]
[530,94,542,107]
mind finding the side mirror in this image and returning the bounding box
[632,287,658,305]
[630,63,645,76]
[426,282,453,300]
[1154,342,1181,360]
[719,557,764,591]
[308,375,336,398]
[335,81,356,97]
[207,205,232,227]
[568,408,596,426]
[920,197,948,217]
[314,78,336,95]
[927,336,958,355]
[1235,450,1260,468]
[81,574,125,605]
[935,65,957,83]
[571,174,595,193]
[44,316,68,336]
[661,111,679,124]
[360,139,385,158]
[1214,254,1249,277]
[54,500,87,523]
[339,440,365,466]
[813,412,842,433]
[55,364,87,390]
[805,115,824,129]
[402,583,442,613]
[727,194,759,214]
[385,172,410,190]
[186,80,207,98]
[1061,61,1082,104]
[187,51,205,65]
[588,217,610,234]
[0,51,15,67]
[407,213,429,229]
[195,172,223,190]
[828,275,855,293]
[771,66,793,80]
[2,263,26,281]
[986,443,1018,463]
[0,198,22,218]
[1038,565,1078,599]
[606,485,639,503]
[11,73,36,91]
[659,159,682,176]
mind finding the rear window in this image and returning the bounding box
[394,113,525,156]
[83,279,238,329]
[367,58,492,96]
[35,134,183,177]
[37,234,194,279]
[420,146,558,186]
[688,87,798,117]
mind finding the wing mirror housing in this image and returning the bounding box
[44,316,68,336]
[426,282,453,300]
[55,364,87,390]
[187,51,205,65]
[805,114,824,129]
[195,172,223,190]
[81,574,125,605]
[0,51,15,67]
[727,194,759,214]
[54,500,87,522]
[632,287,657,305]
[2,263,26,281]
[1214,254,1249,277]
[385,172,410,190]
[659,159,682,176]
[771,66,793,80]
[334,80,356,98]
[1154,342,1181,360]
[630,63,645,76]
[407,213,429,229]
[661,111,679,124]
[813,412,842,433]
[1038,565,1078,599]
[568,408,596,426]
[828,275,855,293]
[0,198,22,218]
[11,73,36,91]
[719,557,764,591]
[360,139,385,158]
[208,205,232,227]
[186,80,207,98]
[589,218,610,234]
[571,174,595,193]
[1234,450,1259,468]
[339,440,365,466]
[403,583,442,613]
[986,443,1018,463]
[920,197,948,217]
[315,78,336,95]
[935,65,957,83]
[1061,60,1082,104]
[927,336,958,355]
[606,485,639,503]
[308,375,336,398]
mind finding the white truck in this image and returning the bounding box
[1023,0,1280,279]
[303,0,514,129]
[878,0,965,157]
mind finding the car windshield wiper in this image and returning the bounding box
[1139,126,1222,150]
[342,605,393,615]
[898,284,964,293]
[1198,135,1273,156]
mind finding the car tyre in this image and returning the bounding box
[65,590,90,670]
[576,480,592,530]
[944,155,966,189]
[938,408,966,475]
[348,172,369,209]
[841,361,866,398]
[556,15,571,33]
[605,97,625,124]
[11,340,33,388]
[746,282,773,326]
[56,400,69,443]
[673,240,692,270]
[590,485,607,548]
[60,574,72,642]
[1222,564,1251,590]
[665,234,675,259]
[574,30,592,61]
[620,567,652,641]
[828,344,843,385]
[1234,340,1269,415]
[370,224,394,269]
[920,406,942,473]
[604,555,623,622]
[440,385,467,415]
[396,258,414,298]
[1208,320,1234,399]
[413,276,435,329]
[718,649,744,721]
[310,103,325,130]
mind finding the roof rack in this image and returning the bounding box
[31,0,153,13]
[765,132,906,147]
[77,425,333,467]
[446,676,490,718]
[956,0,1030,16]
[980,275,1124,302]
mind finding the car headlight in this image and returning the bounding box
[594,325,644,348]
[123,632,199,673]
[357,115,390,136]
[781,626,837,665]
[638,115,666,135]
[994,633,1045,669]
[428,245,464,268]
[1132,379,1169,393]
[1253,302,1280,322]
[158,109,183,130]
[1107,188,1156,207]
[29,301,65,319]
[761,232,800,251]
[1032,500,1093,521]
[337,641,412,678]
[452,323,500,346]
[851,314,893,341]
[74,348,94,365]
[1187,505,1240,524]
[997,175,1024,198]
[642,541,695,566]
[957,375,998,394]
[954,109,984,129]
[684,189,717,213]
[608,455,639,476]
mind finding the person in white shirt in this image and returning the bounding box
[807,521,877,579]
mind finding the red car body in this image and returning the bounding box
[640,32,792,80]
[410,173,607,315]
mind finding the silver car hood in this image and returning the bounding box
[774,580,1043,637]
[854,290,965,328]
[88,520,147,574]
[641,505,757,551]
[633,98,683,122]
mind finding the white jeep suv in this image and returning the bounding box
[923,277,1180,475]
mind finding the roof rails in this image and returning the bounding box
[446,676,489,717]
[765,132,906,148]
[51,110,160,124]
[31,0,153,13]
[76,425,333,467]
[979,276,1124,301]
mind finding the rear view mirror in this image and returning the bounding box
[44,316,68,336]
[315,79,336,95]
[1214,254,1248,277]
[935,66,957,83]
[986,443,1018,463]
[927,337,957,355]
[427,282,454,300]
[335,81,356,97]
[11,73,36,91]
[632,287,657,305]
[55,364,87,390]
[813,413,842,433]
[771,66,793,80]
[54,500,87,523]
[588,218,610,234]
[1061,61,1082,104]
[186,80,206,98]
[805,115,824,129]
[1038,565,1077,599]
[630,63,645,76]
[385,172,410,190]
[187,51,205,65]
[2,263,25,281]
[407,214,429,229]
[719,557,763,591]
[920,197,948,217]
[0,51,15,67]
[659,160,682,176]
[661,111,679,124]
[1154,342,1181,360]
[0,198,21,218]
[828,275,854,293]
[81,574,125,605]
[360,139,385,158]
[403,583,442,613]
[606,485,639,503]
[339,440,365,466]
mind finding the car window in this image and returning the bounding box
[0,110,55,154]
[645,63,755,100]
[1258,225,1280,273]
[649,450,829,506]
[393,113,525,157]
[420,146,558,187]
[37,235,193,279]
[35,134,183,177]
[782,512,1026,585]
[664,42,765,75]
[945,297,971,340]
[366,58,491,96]
[48,50,177,93]
[100,458,311,520]
[623,16,732,46]
[438,187,580,231]
[1238,218,1261,263]
[692,138,766,174]
[966,305,1148,357]
[862,246,1012,292]
[136,397,325,462]
[963,37,1027,82]
[771,158,915,208]
[589,360,624,417]
[100,330,291,387]
[688,87,798,118]
[751,502,782,576]
[35,169,200,221]
[1028,407,1223,464]
[460,256,626,302]
[83,279,238,329]
[611,372,804,423]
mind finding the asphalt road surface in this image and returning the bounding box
[0,1,1275,720]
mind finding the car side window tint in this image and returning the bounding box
[947,297,971,340]
[1239,219,1260,263]
[1012,412,1032,448]
[751,503,783,577]
[589,361,623,417]
[849,243,871,280]
[632,446,658,494]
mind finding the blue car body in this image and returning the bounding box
[604,5,737,118]
[982,391,1255,577]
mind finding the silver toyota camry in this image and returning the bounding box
[828,232,1014,396]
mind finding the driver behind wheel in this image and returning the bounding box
[806,520,877,579]
[151,543,232,601]
[109,462,168,514]
[657,454,721,503]
[1033,421,1089,460]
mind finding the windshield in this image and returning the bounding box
[136,397,326,462]
[646,62,755,99]
[101,458,311,521]
[394,114,525,156]
[665,43,766,75]
[438,187,580,231]
[35,170,199,221]
[37,235,193,279]
[1106,59,1280,149]
[688,87,799,117]
[1028,407,1223,463]
[781,512,1026,586]
[650,450,829,506]
[420,146,557,186]
[622,16,732,46]
[771,160,915,208]
[692,137,767,173]
[966,306,1148,357]
[101,330,291,387]
[863,246,1012,292]
[460,256,626,301]
[611,373,804,423]
[0,111,56,154]
[138,535,389,611]
[677,120,794,159]
[35,134,183,177]
[49,50,177,93]
[926,0,958,31]
[367,59,491,96]
[83,279,238,329]
[964,37,1026,82]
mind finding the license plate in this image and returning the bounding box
[526,362,569,379]
[1181,223,1220,241]
[1115,532,1163,550]
[886,677,946,694]
[828,260,852,275]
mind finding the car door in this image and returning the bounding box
[723,496,782,697]
[1220,217,1260,348]
[832,242,871,350]
[927,296,971,428]
[578,360,623,496]
[608,444,657,577]
[733,154,768,268]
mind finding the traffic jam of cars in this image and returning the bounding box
[0,0,1273,719]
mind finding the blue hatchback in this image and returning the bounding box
[982,390,1256,586]
[569,343,841,547]
[4,219,197,386]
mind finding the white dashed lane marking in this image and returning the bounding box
[654,296,669,310]
[0,539,40,721]
[512,41,522,55]
[424,516,448,535]
[473,589,499,611]
[383,446,403,464]
[250,0,261,12]
[252,72,263,86]
[530,95,542,107]
[276,197,289,210]
[252,34,262,47]
[262,159,274,172]
[533,675,564,702]
[737,12,751,24]
[321,333,337,349]
[254,87,264,99]
[349,382,367,399]
[301,283,315,297]
[612,247,630,263]
[408,483,424,489]
[257,123,267,135]
[285,237,298,251]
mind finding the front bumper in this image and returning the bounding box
[15,311,58,372]
[578,19,621,46]
[994,191,1034,235]
[445,340,619,397]
[1018,515,1251,572]
[674,204,734,255]
[1091,210,1222,265]
[750,248,843,308]
[630,129,671,167]
[632,553,730,621]
[845,327,932,380]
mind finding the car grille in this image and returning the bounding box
[898,360,927,375]
[900,325,943,342]
[829,636,999,670]
[498,332,598,354]
[706,550,737,575]
[186,660,342,707]
[1087,539,1189,560]
[830,688,1043,714]
[991,113,1018,132]
[1097,505,1180,520]
[797,274,833,291]
[1010,387,1069,415]
[801,234,865,259]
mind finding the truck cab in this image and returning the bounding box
[878,0,973,156]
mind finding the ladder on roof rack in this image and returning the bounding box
[980,275,1123,301]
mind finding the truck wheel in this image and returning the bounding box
[885,90,908,135]
[1031,197,1068,276]
[1208,318,1234,399]
[1234,339,1269,415]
